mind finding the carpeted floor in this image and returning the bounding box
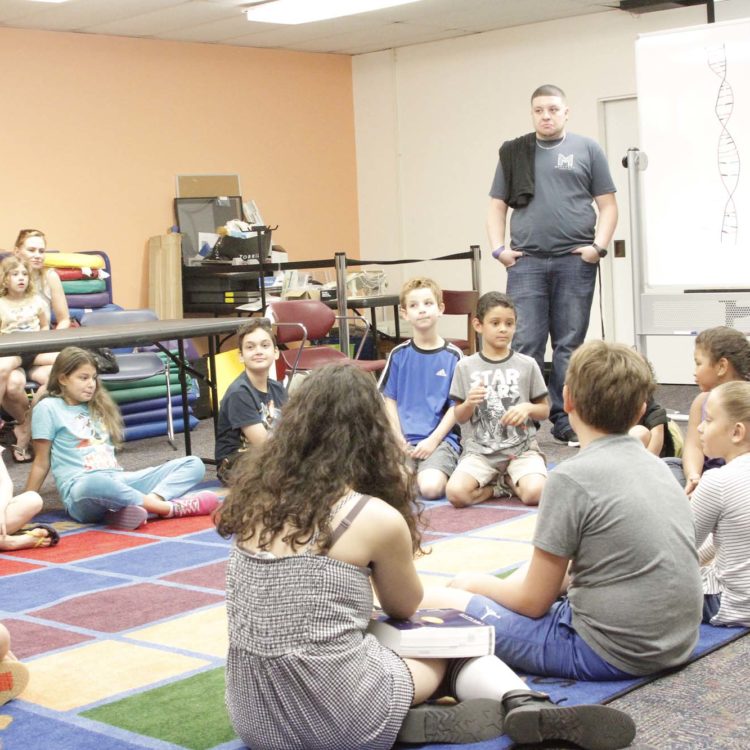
[3,382,750,748]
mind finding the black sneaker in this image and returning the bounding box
[502,690,636,750]
[397,699,505,744]
[553,425,580,448]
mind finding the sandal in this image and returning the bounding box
[11,444,33,463]
[20,523,60,546]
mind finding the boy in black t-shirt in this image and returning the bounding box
[215,319,287,484]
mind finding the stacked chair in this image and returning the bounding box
[266,299,386,386]
[44,250,122,322]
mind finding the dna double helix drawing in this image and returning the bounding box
[707,44,740,245]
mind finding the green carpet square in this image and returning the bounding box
[82,667,236,750]
[496,567,518,579]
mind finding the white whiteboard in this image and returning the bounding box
[636,19,750,287]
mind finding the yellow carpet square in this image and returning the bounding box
[129,605,228,658]
[415,537,532,575]
[22,640,209,711]
[473,514,537,542]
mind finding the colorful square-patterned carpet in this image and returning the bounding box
[1,493,745,750]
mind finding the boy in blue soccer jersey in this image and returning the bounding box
[379,278,463,499]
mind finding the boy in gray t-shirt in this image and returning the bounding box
[447,340,703,681]
[447,292,549,507]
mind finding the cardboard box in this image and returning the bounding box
[282,287,320,301]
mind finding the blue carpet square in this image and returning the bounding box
[0,705,148,750]
[185,529,232,545]
[0,567,119,613]
[76,540,229,577]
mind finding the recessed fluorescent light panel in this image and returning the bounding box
[245,0,422,25]
[27,0,70,4]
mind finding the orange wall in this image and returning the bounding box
[0,28,359,309]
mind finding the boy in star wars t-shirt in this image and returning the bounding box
[448,292,548,507]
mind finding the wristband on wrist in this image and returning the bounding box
[492,245,505,260]
[592,242,607,258]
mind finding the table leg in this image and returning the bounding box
[177,338,191,456]
[208,334,220,439]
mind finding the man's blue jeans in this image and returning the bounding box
[505,253,598,432]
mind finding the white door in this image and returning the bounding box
[600,96,638,346]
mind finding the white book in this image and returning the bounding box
[367,608,494,658]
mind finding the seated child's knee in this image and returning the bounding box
[446,485,472,508]
[28,492,43,514]
[418,473,447,500]
[517,475,545,506]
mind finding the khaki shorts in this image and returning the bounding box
[456,449,547,488]
[408,441,459,478]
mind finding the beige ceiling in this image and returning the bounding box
[0,0,622,55]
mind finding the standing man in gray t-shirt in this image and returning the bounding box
[487,84,618,446]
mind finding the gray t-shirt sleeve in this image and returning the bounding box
[489,158,505,200]
[529,360,548,401]
[690,470,722,549]
[533,471,583,558]
[589,139,616,196]
[449,358,469,402]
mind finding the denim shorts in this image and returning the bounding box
[465,595,634,681]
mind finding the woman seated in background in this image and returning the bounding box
[13,229,71,330]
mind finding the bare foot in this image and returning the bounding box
[0,527,53,551]
[13,415,31,453]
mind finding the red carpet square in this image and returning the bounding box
[138,514,217,538]
[421,505,526,534]
[1,529,156,563]
[2,617,94,658]
[29,582,224,632]
[0,558,43,576]
[162,559,228,590]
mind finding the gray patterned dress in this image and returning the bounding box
[225,499,414,749]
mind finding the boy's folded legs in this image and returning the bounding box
[446,468,495,508]
[447,450,547,507]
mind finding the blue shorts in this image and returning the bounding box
[465,595,635,681]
